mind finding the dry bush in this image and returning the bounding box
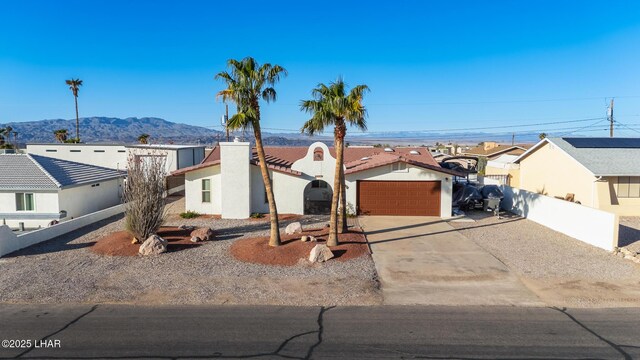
[123,152,167,242]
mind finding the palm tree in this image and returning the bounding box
[215,57,288,247]
[0,126,13,149]
[53,129,69,143]
[300,78,369,246]
[539,132,547,140]
[65,78,83,142]
[137,133,150,144]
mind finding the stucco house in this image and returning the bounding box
[26,143,205,193]
[514,137,640,216]
[0,154,125,229]
[464,141,530,160]
[172,141,462,219]
[484,154,520,187]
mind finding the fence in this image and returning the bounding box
[0,203,125,258]
[481,174,510,186]
[500,186,618,251]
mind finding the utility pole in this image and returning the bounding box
[608,98,615,138]
[511,133,515,145]
[225,103,230,142]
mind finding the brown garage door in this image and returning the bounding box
[357,181,441,216]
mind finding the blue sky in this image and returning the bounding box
[1,0,640,139]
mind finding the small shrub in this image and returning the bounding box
[180,210,200,219]
[250,212,265,219]
[346,202,357,218]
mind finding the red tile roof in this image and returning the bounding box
[172,145,462,176]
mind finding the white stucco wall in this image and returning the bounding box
[184,165,221,215]
[58,178,123,221]
[27,144,128,170]
[0,191,60,228]
[501,185,619,251]
[220,142,251,219]
[345,164,452,218]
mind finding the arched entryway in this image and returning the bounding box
[303,180,333,215]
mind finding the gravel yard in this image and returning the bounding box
[450,211,640,308]
[0,196,381,305]
[619,216,640,253]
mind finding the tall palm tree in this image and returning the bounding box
[0,126,13,149]
[539,132,547,140]
[300,78,369,246]
[53,129,69,143]
[137,133,150,144]
[65,78,83,142]
[215,57,288,247]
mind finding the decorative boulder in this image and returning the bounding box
[301,235,309,242]
[190,227,214,241]
[309,244,334,263]
[190,236,202,243]
[139,235,167,256]
[179,224,195,231]
[308,236,317,242]
[285,222,303,235]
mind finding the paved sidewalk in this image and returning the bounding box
[360,216,543,306]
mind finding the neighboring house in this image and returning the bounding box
[27,143,206,193]
[0,154,125,229]
[172,142,463,219]
[484,154,520,187]
[27,143,205,172]
[464,141,530,160]
[514,137,640,216]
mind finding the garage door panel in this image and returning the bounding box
[358,180,440,216]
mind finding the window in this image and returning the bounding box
[15,193,34,211]
[201,179,211,202]
[94,150,105,153]
[46,149,57,152]
[313,148,324,161]
[617,176,640,198]
[117,150,126,153]
[311,180,327,188]
[91,183,100,187]
[70,149,81,153]
[392,162,407,171]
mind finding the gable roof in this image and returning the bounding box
[514,137,640,176]
[0,154,126,191]
[172,144,463,177]
[464,144,530,157]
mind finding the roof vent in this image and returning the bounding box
[409,150,420,155]
[384,147,394,152]
[360,157,370,161]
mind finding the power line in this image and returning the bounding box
[613,120,640,135]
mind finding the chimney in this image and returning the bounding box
[220,142,251,219]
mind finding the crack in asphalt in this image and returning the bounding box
[13,304,99,359]
[551,306,633,360]
[2,306,335,360]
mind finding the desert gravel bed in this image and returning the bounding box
[450,211,640,307]
[0,212,381,305]
[619,216,640,253]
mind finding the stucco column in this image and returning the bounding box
[220,142,251,219]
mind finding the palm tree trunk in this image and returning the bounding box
[338,147,348,234]
[253,120,281,247]
[328,132,344,246]
[74,95,79,142]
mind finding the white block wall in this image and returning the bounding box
[501,185,619,251]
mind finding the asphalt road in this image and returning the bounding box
[0,305,638,359]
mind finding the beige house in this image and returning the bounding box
[485,154,520,187]
[464,141,529,160]
[514,137,640,216]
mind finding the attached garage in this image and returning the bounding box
[357,180,441,216]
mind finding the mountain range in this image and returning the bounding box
[0,117,320,146]
[1,116,538,147]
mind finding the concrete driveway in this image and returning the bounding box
[360,216,543,306]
